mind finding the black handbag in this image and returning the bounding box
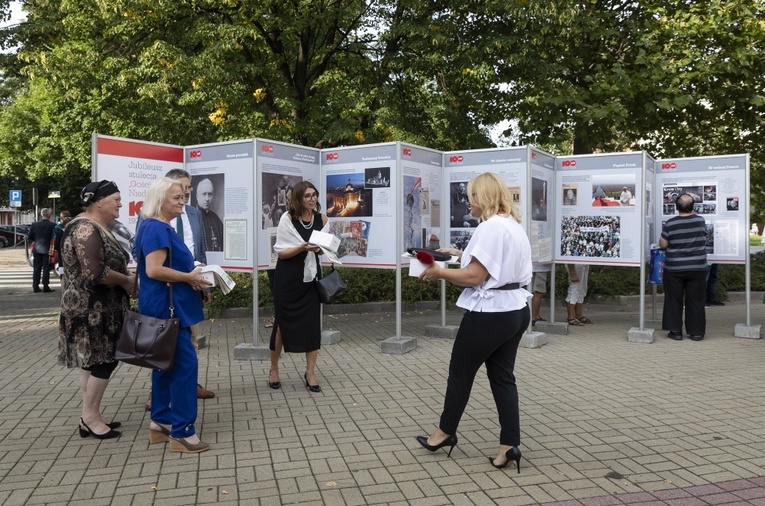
[115,239,179,370]
[317,265,346,304]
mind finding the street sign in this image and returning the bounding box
[48,191,61,198]
[9,190,21,208]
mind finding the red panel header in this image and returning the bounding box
[97,137,183,162]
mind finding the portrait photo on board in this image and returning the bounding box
[190,174,225,251]
[450,181,478,228]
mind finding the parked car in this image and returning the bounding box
[0,225,27,248]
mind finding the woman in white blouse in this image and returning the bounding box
[416,172,532,472]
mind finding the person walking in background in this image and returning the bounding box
[531,263,551,326]
[660,193,708,341]
[58,181,136,440]
[136,177,213,453]
[269,181,328,393]
[416,172,532,472]
[28,208,56,293]
[51,210,72,276]
[565,263,593,325]
[705,263,725,308]
[135,169,215,410]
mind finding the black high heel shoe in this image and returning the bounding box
[487,446,522,473]
[79,418,121,440]
[304,373,321,393]
[268,370,281,389]
[415,434,458,457]
[79,420,121,437]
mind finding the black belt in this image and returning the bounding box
[495,282,521,290]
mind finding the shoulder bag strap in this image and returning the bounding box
[135,223,175,317]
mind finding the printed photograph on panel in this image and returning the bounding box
[663,185,703,203]
[560,215,621,258]
[591,174,636,207]
[450,182,478,228]
[364,167,391,188]
[694,203,717,215]
[261,173,303,229]
[704,185,717,201]
[404,176,424,249]
[562,185,578,206]
[326,173,374,217]
[450,230,473,251]
[727,197,740,211]
[531,177,548,222]
[191,174,225,251]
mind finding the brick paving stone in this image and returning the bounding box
[4,277,765,504]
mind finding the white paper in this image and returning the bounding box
[199,265,237,295]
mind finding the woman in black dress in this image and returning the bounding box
[269,181,328,392]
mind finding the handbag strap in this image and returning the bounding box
[135,223,175,317]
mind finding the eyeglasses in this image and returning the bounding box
[304,193,318,200]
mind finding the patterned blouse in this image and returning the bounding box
[57,218,130,368]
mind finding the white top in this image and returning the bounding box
[174,209,195,257]
[456,215,533,312]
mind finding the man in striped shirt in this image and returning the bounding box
[659,194,708,341]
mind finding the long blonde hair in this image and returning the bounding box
[141,177,182,219]
[467,173,521,223]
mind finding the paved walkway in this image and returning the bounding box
[1,272,765,505]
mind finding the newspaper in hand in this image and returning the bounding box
[199,265,236,295]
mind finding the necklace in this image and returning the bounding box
[300,213,315,230]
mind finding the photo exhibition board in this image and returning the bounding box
[529,147,556,264]
[185,140,255,271]
[644,152,656,261]
[443,147,528,254]
[654,154,749,263]
[321,143,399,267]
[255,139,321,268]
[400,143,444,262]
[92,134,184,266]
[555,152,645,266]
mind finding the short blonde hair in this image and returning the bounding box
[467,172,521,223]
[141,177,183,219]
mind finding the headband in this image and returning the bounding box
[80,180,119,206]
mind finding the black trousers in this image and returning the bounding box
[32,252,51,290]
[662,269,706,336]
[439,307,530,446]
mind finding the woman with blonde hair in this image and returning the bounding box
[135,177,212,453]
[416,172,532,472]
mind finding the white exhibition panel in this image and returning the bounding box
[443,147,528,253]
[93,133,751,274]
[529,147,556,264]
[555,152,645,266]
[93,134,185,236]
[400,143,444,261]
[255,139,321,269]
[654,154,749,264]
[320,143,399,268]
[184,140,256,271]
